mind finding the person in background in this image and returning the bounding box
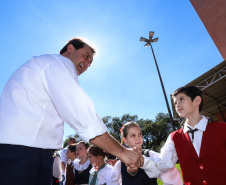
[65,143,77,185]
[88,145,114,185]
[61,137,76,184]
[73,141,91,185]
[52,151,62,185]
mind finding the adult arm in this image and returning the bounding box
[90,132,143,168]
[42,57,142,168]
[42,58,108,142]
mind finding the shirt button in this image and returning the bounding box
[203,180,207,184]
[199,165,204,169]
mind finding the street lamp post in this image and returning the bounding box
[140,31,176,131]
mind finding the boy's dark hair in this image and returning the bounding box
[172,85,203,112]
[88,145,106,158]
[76,141,90,149]
[60,37,96,55]
[68,143,77,153]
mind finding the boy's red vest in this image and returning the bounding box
[171,121,226,185]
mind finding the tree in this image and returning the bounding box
[63,133,80,148]
[137,118,154,149]
[145,113,181,152]
[103,114,138,142]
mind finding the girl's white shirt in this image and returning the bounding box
[89,164,114,185]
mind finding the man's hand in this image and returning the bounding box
[119,147,144,170]
[90,132,144,169]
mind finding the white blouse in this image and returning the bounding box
[89,164,114,185]
[0,54,107,149]
[73,159,91,173]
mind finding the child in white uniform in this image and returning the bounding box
[88,145,114,185]
[74,141,92,185]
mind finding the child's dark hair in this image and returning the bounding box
[120,122,141,145]
[77,141,90,149]
[68,143,77,153]
[172,85,203,112]
[88,145,106,158]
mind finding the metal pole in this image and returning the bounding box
[150,43,176,130]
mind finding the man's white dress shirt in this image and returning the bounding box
[0,54,107,149]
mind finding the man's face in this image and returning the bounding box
[67,44,93,76]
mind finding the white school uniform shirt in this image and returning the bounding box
[89,164,114,185]
[111,150,182,185]
[142,116,208,183]
[73,159,91,173]
[53,153,63,181]
[0,54,107,149]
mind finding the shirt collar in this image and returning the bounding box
[183,115,208,133]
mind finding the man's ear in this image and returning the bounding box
[195,96,202,107]
[67,44,74,54]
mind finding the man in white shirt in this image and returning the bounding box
[0,38,143,185]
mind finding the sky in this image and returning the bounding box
[0,0,223,142]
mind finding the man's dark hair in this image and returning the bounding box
[60,37,96,55]
[172,85,203,112]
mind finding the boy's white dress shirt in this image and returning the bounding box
[142,116,208,177]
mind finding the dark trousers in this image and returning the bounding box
[0,144,54,185]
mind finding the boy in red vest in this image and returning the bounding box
[141,85,226,185]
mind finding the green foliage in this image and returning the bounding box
[103,114,138,142]
[63,133,80,147]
